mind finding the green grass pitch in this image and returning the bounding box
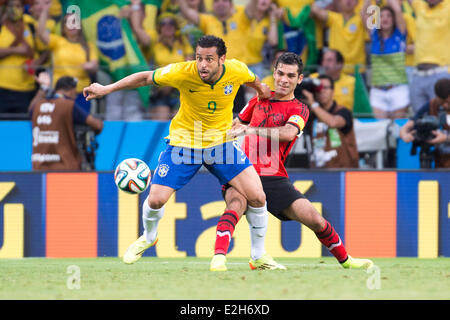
[1,257,449,300]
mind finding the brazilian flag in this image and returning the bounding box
[278,4,319,70]
[61,0,161,108]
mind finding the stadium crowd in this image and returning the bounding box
[0,0,449,169]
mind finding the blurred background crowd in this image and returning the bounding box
[0,0,449,170]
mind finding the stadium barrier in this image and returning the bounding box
[0,119,421,171]
[0,170,449,259]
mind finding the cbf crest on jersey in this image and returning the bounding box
[223,84,233,95]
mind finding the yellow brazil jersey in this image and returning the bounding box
[152,59,256,149]
[412,0,450,66]
[145,31,194,67]
[327,11,367,74]
[262,73,275,91]
[310,72,355,111]
[403,13,415,67]
[23,14,56,59]
[143,4,159,31]
[48,34,98,92]
[245,16,271,65]
[198,5,250,62]
[0,23,35,91]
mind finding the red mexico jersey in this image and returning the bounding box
[238,93,309,177]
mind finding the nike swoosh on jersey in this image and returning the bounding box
[189,89,199,93]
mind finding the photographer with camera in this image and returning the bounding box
[29,70,103,171]
[301,74,359,168]
[399,78,450,168]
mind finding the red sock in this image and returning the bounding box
[214,210,240,255]
[315,220,348,263]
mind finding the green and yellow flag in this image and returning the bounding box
[353,65,373,118]
[61,0,162,108]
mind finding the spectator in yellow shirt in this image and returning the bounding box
[407,0,450,113]
[155,0,206,48]
[243,0,281,80]
[23,0,56,69]
[131,10,194,120]
[310,49,355,112]
[311,0,368,74]
[179,0,250,61]
[179,0,254,112]
[37,3,98,113]
[0,0,36,116]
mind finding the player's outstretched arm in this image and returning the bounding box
[83,71,154,101]
[228,123,299,142]
[244,77,272,100]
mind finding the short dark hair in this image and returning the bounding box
[196,35,227,57]
[434,78,450,100]
[55,76,78,91]
[324,48,344,65]
[318,74,335,90]
[274,52,304,75]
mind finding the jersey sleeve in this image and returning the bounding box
[72,103,89,125]
[287,102,309,133]
[198,13,214,33]
[152,62,185,88]
[229,59,256,84]
[238,96,257,124]
[326,11,340,28]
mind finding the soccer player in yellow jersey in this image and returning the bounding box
[83,35,285,269]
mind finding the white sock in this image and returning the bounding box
[142,199,164,244]
[245,202,268,260]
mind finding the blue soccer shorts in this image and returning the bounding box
[151,140,253,190]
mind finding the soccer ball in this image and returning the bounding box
[114,158,151,194]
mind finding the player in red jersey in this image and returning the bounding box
[210,52,374,271]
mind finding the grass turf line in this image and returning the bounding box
[0,257,449,300]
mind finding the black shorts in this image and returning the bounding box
[222,176,306,221]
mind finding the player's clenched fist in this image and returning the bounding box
[83,83,109,101]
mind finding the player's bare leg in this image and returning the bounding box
[123,184,175,264]
[283,199,373,269]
